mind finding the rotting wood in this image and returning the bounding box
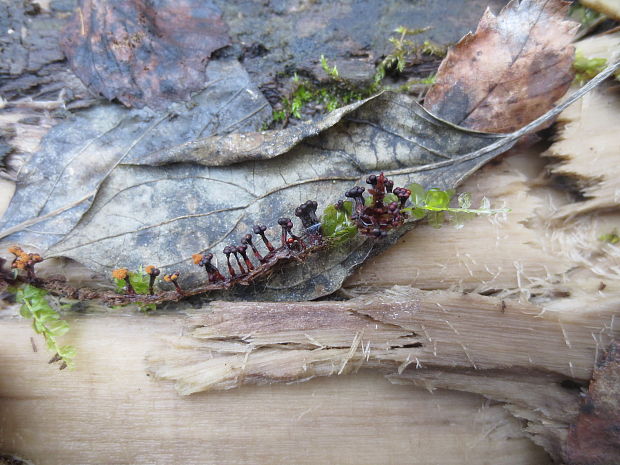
[146,285,618,460]
[388,369,581,460]
[565,342,620,465]
[545,86,620,220]
[580,0,620,21]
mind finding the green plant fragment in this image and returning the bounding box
[573,51,607,85]
[320,54,339,79]
[402,185,509,228]
[15,284,75,369]
[427,211,446,228]
[114,266,151,294]
[458,192,472,209]
[374,26,444,84]
[113,266,157,312]
[139,303,157,312]
[599,229,620,244]
[408,183,426,206]
[569,2,603,29]
[425,188,452,209]
[384,193,399,204]
[58,345,77,360]
[321,201,358,241]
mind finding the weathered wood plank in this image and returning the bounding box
[0,315,551,465]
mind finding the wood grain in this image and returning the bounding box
[0,315,551,465]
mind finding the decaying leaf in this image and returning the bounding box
[0,59,270,250]
[425,0,579,132]
[41,91,518,300]
[61,0,230,109]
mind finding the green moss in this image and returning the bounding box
[269,60,379,128]
[320,54,340,79]
[599,229,620,244]
[573,51,608,85]
[569,2,604,30]
[272,109,287,123]
[269,26,444,128]
[14,284,76,369]
[375,26,445,83]
[321,201,358,242]
[113,266,156,312]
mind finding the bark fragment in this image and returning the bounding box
[148,286,618,395]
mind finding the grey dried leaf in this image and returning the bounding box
[42,91,514,301]
[0,59,270,249]
[126,98,372,167]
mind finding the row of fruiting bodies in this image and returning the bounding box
[108,173,411,296]
[111,199,324,296]
[2,173,411,299]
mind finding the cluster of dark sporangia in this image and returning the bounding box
[1,173,412,303]
[345,172,411,237]
[173,172,411,293]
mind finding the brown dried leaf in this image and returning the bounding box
[61,0,230,110]
[565,342,620,465]
[424,0,579,133]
